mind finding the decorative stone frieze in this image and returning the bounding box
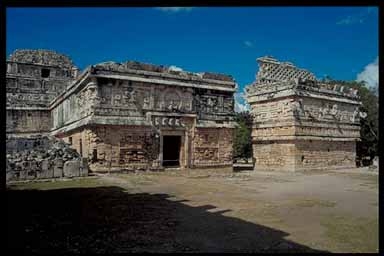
[246,56,363,171]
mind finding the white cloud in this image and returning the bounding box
[244,40,254,48]
[234,91,250,113]
[356,56,378,90]
[155,7,194,12]
[336,7,377,25]
[336,16,364,25]
[168,65,183,72]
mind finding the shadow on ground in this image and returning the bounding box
[7,186,327,253]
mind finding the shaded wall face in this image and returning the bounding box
[6,110,52,134]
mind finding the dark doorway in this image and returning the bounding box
[163,136,181,167]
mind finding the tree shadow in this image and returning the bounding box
[7,186,328,253]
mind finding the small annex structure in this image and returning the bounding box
[6,49,237,173]
[245,56,364,171]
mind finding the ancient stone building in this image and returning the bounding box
[245,56,363,171]
[6,50,79,136]
[6,49,237,172]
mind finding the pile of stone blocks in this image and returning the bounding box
[6,135,88,182]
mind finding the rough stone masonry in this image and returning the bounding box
[6,49,363,177]
[6,49,237,175]
[245,56,364,171]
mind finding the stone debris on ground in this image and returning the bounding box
[6,135,88,182]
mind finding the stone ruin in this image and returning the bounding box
[245,56,363,171]
[6,49,237,178]
[6,49,365,176]
[6,135,88,182]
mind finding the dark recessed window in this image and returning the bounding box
[92,149,98,162]
[41,68,50,78]
[68,137,73,145]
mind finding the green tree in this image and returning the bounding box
[233,111,253,160]
[326,79,378,163]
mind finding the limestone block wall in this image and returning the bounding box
[253,141,296,171]
[6,109,52,134]
[295,140,356,170]
[253,140,356,171]
[192,128,233,167]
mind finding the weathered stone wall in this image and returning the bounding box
[6,49,78,135]
[7,50,236,172]
[51,76,235,132]
[253,141,296,171]
[295,140,355,170]
[246,56,362,172]
[57,125,160,172]
[57,125,234,171]
[253,140,355,171]
[192,128,233,167]
[6,109,52,134]
[49,59,237,171]
[6,136,88,182]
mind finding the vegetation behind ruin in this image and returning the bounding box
[323,78,378,164]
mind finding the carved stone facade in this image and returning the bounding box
[50,61,236,171]
[245,56,362,171]
[6,49,79,135]
[6,50,236,172]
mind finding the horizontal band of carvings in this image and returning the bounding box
[6,132,51,138]
[253,121,361,130]
[252,135,360,141]
[151,116,186,127]
[247,82,359,100]
[196,120,237,128]
[252,130,360,138]
[89,116,150,126]
[146,111,197,118]
[93,107,143,117]
[191,163,232,166]
[6,74,73,82]
[247,89,360,105]
[94,68,236,86]
[94,73,237,92]
[6,107,49,111]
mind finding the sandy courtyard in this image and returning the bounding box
[7,168,378,253]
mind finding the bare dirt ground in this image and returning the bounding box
[7,168,378,253]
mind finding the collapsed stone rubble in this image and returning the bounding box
[6,135,88,182]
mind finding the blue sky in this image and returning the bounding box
[6,7,379,110]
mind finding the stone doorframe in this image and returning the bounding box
[159,129,188,168]
[146,112,197,169]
